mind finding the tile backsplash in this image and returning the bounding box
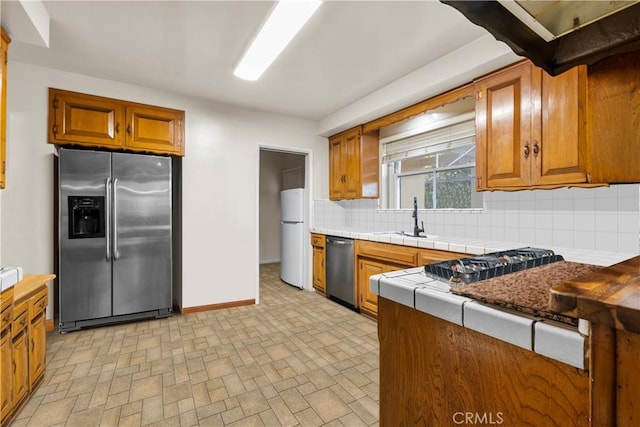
[313,184,640,254]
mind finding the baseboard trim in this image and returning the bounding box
[182,299,256,314]
[259,259,280,265]
[45,319,54,332]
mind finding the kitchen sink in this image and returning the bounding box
[371,231,438,239]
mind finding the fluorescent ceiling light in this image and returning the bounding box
[234,0,322,81]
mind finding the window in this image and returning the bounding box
[381,114,483,210]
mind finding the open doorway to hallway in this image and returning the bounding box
[259,148,307,290]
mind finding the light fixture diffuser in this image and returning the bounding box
[234,0,322,81]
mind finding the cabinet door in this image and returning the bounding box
[533,66,588,185]
[0,331,12,421]
[48,88,125,148]
[343,129,362,198]
[125,105,184,156]
[358,258,384,317]
[475,61,532,188]
[29,314,46,387]
[12,330,28,406]
[329,135,346,199]
[0,29,9,189]
[312,246,326,294]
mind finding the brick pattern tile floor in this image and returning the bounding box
[11,263,379,426]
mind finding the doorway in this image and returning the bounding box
[258,148,309,292]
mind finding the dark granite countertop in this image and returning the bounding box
[452,261,601,326]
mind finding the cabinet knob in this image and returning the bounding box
[533,140,540,156]
[524,141,530,158]
[115,123,120,133]
[127,124,132,135]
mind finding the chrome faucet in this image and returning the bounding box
[412,196,425,237]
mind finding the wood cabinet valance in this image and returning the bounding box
[48,88,185,156]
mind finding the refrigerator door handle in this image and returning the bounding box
[105,177,111,261]
[113,177,119,260]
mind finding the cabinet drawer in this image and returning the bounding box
[12,302,28,338]
[0,305,12,332]
[310,233,325,248]
[0,287,13,313]
[417,249,466,266]
[29,287,48,320]
[356,241,416,266]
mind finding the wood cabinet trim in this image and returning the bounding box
[362,83,474,133]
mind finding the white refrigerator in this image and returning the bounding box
[280,188,304,288]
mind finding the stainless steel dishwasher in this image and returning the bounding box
[325,236,355,309]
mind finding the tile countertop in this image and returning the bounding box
[311,227,637,266]
[370,266,589,369]
[311,227,639,370]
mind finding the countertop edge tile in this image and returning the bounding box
[379,277,417,308]
[534,321,585,369]
[463,302,534,350]
[415,288,471,326]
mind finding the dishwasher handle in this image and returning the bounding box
[327,238,353,246]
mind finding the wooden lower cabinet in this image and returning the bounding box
[0,330,11,420]
[310,233,326,295]
[357,258,407,318]
[0,287,12,421]
[11,303,29,410]
[1,277,51,426]
[29,313,46,388]
[355,240,464,319]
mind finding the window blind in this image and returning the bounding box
[382,119,476,164]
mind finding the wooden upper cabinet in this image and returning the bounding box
[587,49,640,183]
[329,134,346,199]
[0,28,10,189]
[328,126,379,200]
[475,61,587,190]
[125,104,184,155]
[49,89,124,148]
[534,66,588,185]
[475,60,532,189]
[48,88,185,156]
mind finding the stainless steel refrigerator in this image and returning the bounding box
[58,148,172,332]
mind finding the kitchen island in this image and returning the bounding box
[371,253,640,426]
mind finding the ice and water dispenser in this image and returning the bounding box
[68,196,105,239]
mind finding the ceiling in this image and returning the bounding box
[3,1,493,122]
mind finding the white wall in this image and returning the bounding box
[2,61,328,319]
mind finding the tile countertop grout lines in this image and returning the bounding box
[310,227,637,267]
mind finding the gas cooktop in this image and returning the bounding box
[424,247,564,286]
